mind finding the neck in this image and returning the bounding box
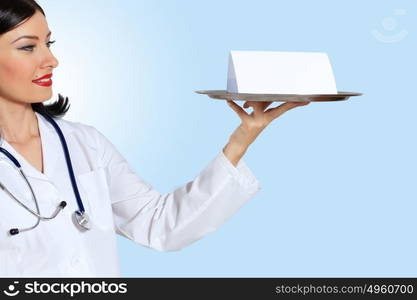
[0,101,39,144]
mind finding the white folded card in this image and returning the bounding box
[227,50,338,95]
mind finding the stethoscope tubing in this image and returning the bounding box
[0,168,65,220]
[0,112,89,235]
[41,113,85,213]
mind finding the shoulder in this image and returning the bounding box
[52,116,105,150]
[50,116,124,169]
[38,113,120,165]
[54,116,99,133]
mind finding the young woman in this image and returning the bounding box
[0,0,308,277]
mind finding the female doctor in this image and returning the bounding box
[0,0,309,277]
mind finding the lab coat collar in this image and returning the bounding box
[0,112,67,182]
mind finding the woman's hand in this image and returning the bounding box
[223,100,309,166]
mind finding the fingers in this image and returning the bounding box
[227,100,249,121]
[243,101,273,114]
[227,100,309,122]
[265,101,310,120]
[292,101,310,107]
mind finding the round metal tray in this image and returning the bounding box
[195,90,362,102]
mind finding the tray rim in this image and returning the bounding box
[195,90,363,97]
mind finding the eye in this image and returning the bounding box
[19,40,56,52]
[19,45,35,51]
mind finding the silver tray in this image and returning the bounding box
[195,90,362,102]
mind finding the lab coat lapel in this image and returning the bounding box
[0,112,61,182]
[35,112,61,181]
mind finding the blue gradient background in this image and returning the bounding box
[37,0,415,277]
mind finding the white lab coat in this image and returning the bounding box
[0,112,261,277]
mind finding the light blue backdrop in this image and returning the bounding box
[38,0,416,277]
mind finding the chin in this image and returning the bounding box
[34,92,53,102]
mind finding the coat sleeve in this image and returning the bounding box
[93,127,261,252]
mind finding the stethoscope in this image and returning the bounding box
[0,112,91,236]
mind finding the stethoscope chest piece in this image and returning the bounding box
[72,211,92,231]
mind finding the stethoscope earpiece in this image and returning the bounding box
[9,228,19,236]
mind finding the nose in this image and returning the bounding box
[47,52,59,69]
[40,46,59,70]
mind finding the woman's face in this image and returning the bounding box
[0,10,59,105]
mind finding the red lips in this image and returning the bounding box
[32,73,53,87]
[32,73,52,82]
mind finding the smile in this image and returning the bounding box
[33,78,52,87]
[32,73,53,87]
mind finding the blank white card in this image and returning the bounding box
[227,50,338,95]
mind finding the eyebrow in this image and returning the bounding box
[11,31,52,44]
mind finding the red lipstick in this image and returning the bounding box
[32,73,53,87]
